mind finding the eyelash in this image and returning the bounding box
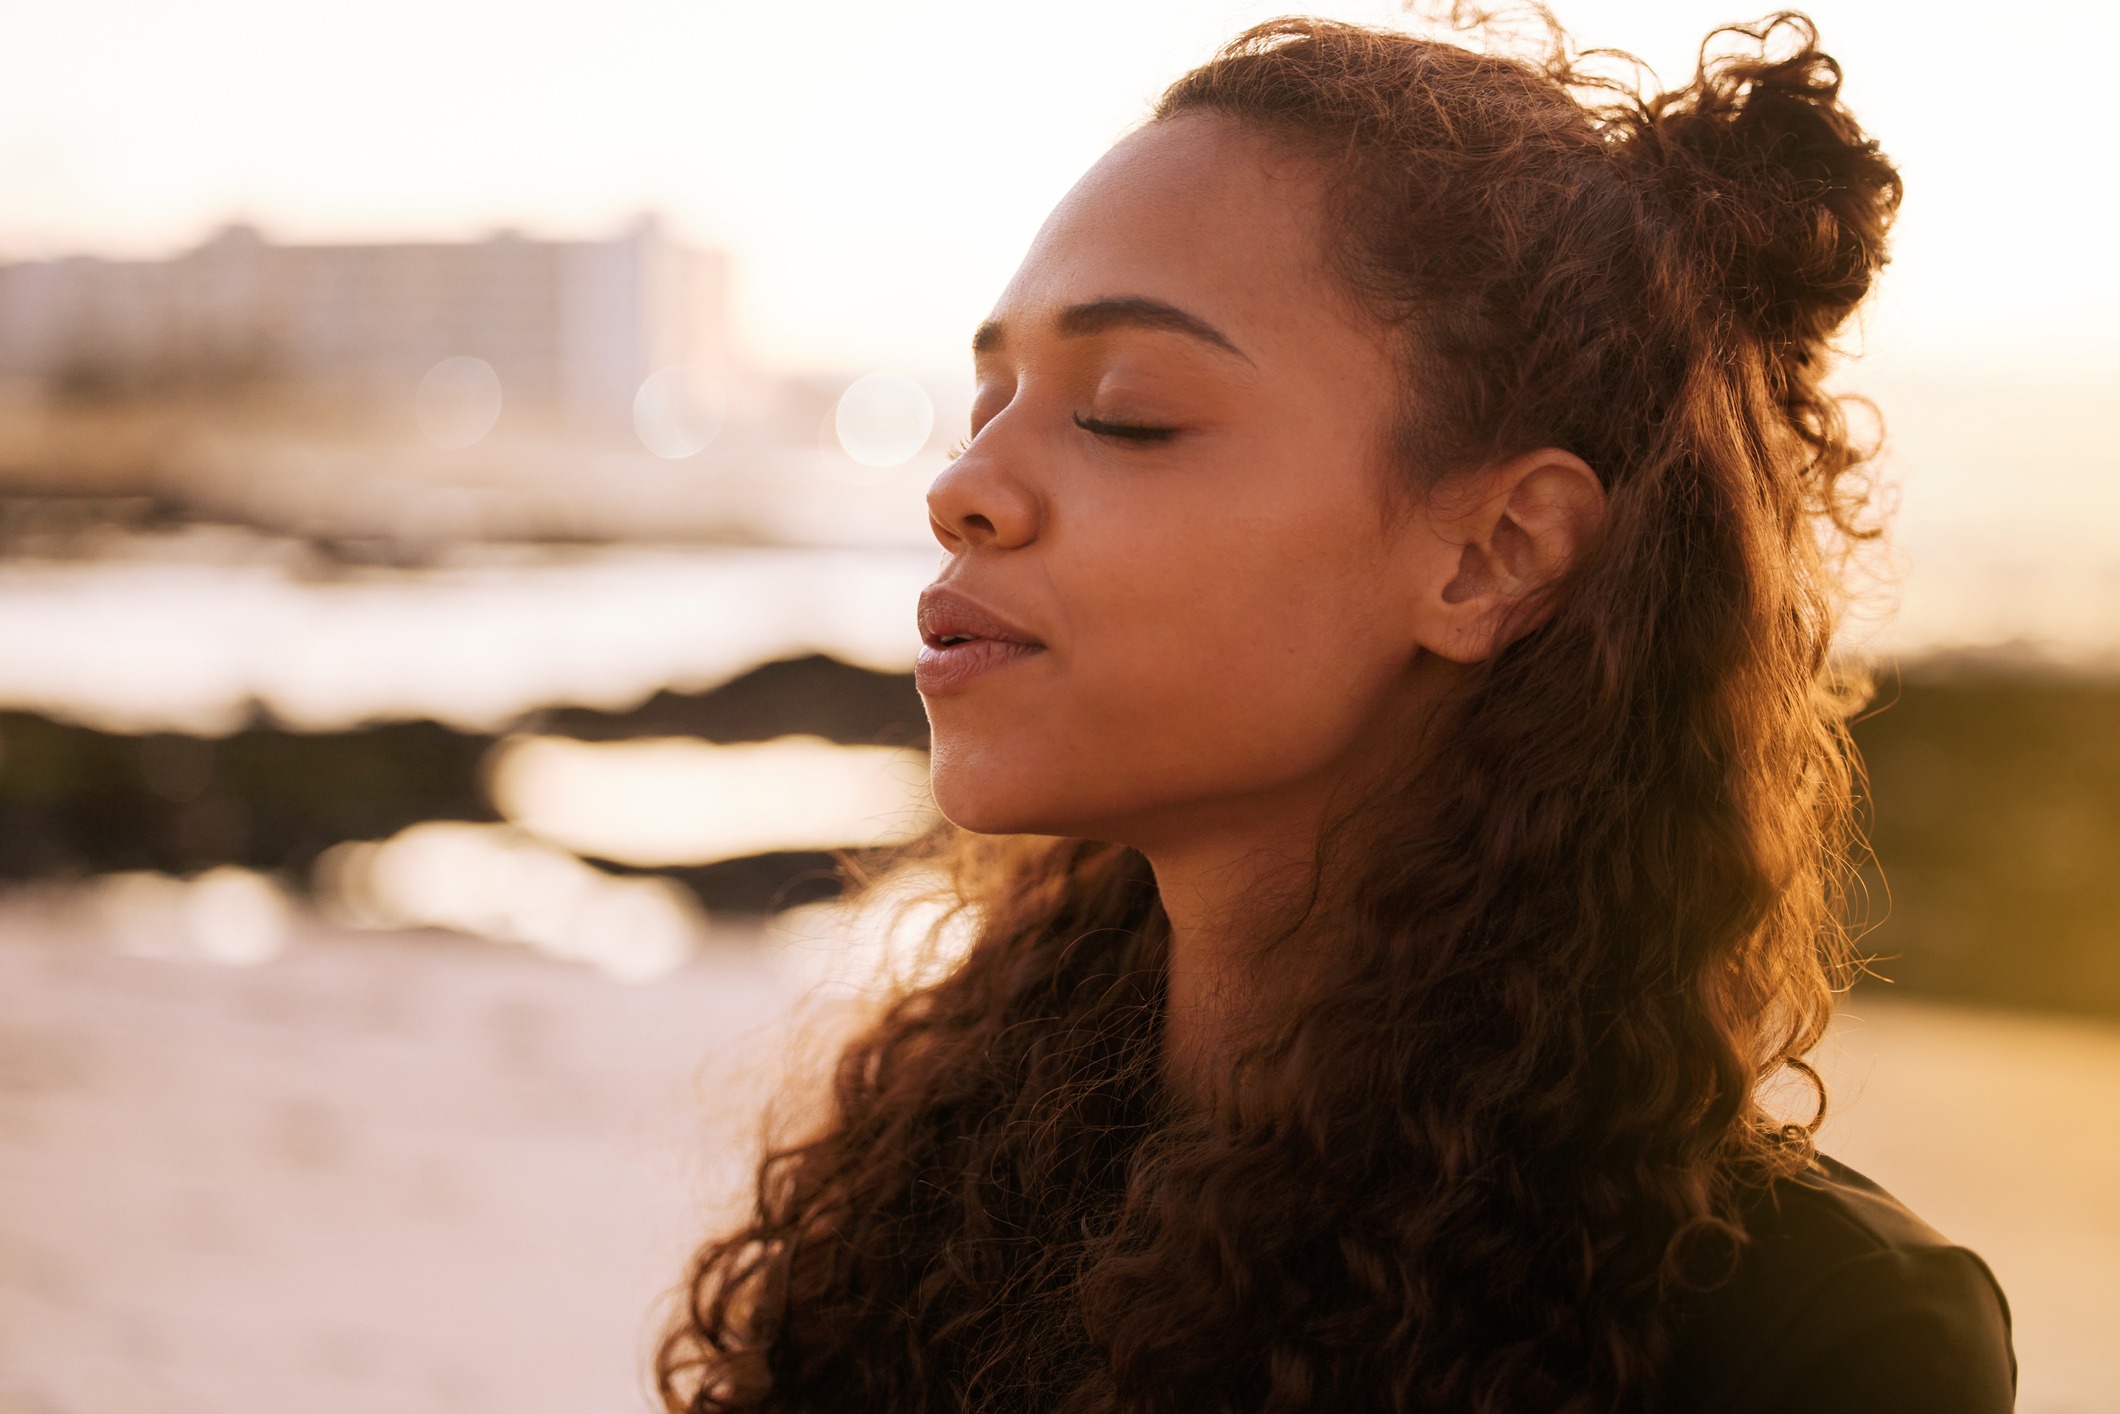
[1073,413,1177,443]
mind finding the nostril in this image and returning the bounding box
[963,513,997,537]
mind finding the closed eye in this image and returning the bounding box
[1073,413,1178,444]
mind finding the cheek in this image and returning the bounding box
[1074,520,1400,760]
[925,474,1414,836]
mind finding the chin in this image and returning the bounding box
[928,761,1051,836]
[927,746,1105,839]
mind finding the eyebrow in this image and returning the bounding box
[972,296,1252,363]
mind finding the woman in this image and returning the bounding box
[663,13,2015,1412]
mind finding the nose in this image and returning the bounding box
[925,429,1040,552]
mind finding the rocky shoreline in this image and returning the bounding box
[1,655,2115,1016]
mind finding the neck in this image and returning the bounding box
[1143,804,1323,1105]
[1136,658,1463,1103]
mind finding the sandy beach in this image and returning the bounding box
[1,899,2114,1413]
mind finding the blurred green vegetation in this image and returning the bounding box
[0,712,496,882]
[1851,667,2120,1018]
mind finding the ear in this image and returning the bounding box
[1411,447,1605,664]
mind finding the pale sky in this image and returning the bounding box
[3,0,2116,380]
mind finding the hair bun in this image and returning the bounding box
[1621,12,1902,353]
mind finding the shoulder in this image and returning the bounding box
[1657,1153,2017,1414]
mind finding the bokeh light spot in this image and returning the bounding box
[633,364,727,459]
[488,733,934,867]
[314,821,703,983]
[414,356,504,449]
[834,372,934,468]
[93,866,293,967]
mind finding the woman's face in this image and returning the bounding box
[919,113,1456,849]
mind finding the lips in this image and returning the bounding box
[916,586,1046,695]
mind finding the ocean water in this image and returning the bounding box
[0,500,2114,745]
[0,536,936,736]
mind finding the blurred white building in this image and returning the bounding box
[0,220,947,550]
[0,217,729,435]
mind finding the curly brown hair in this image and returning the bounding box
[659,12,1902,1412]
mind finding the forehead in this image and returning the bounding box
[989,113,1364,357]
